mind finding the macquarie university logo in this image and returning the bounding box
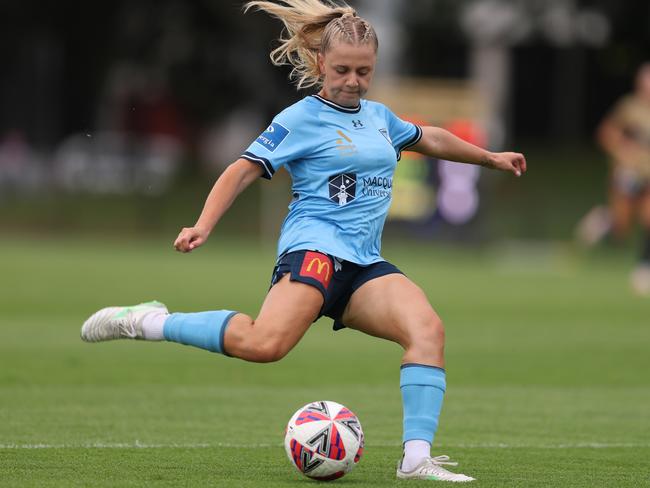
[329,173,356,206]
[255,122,290,152]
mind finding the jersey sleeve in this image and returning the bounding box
[241,110,309,180]
[382,106,423,161]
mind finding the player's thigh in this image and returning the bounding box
[226,274,323,356]
[340,273,441,348]
[609,186,635,235]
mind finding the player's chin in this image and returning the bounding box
[341,91,361,104]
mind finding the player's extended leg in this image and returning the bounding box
[631,189,650,295]
[222,275,322,361]
[609,185,635,242]
[340,273,474,482]
[81,275,323,363]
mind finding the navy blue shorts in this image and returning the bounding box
[612,166,650,197]
[270,250,403,330]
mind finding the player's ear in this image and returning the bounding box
[317,52,325,77]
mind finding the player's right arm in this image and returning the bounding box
[173,158,264,253]
[175,104,307,253]
[597,99,644,164]
[597,116,628,162]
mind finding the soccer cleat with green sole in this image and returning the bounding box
[81,301,168,342]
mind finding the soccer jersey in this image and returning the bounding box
[242,94,422,265]
[607,94,650,180]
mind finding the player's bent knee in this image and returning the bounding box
[424,318,445,348]
[409,316,445,355]
[250,339,292,363]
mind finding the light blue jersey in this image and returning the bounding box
[242,94,422,265]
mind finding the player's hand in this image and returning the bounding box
[484,152,527,177]
[173,226,209,253]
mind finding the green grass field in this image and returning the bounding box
[1,237,649,487]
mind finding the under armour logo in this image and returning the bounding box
[352,119,364,129]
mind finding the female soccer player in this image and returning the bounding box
[598,63,650,294]
[577,63,650,294]
[82,0,526,481]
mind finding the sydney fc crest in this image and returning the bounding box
[329,173,356,206]
[379,128,392,144]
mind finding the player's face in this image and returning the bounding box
[318,41,377,107]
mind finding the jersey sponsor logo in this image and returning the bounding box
[352,119,365,129]
[335,130,357,155]
[329,173,356,206]
[379,128,392,144]
[255,122,290,152]
[299,252,333,289]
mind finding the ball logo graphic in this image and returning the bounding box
[284,401,364,481]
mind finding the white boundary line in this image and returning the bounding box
[1,442,648,450]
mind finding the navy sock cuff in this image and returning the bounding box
[400,363,446,391]
[400,363,445,372]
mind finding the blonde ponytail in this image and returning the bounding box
[244,0,378,89]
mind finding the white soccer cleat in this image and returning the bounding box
[631,265,650,296]
[81,301,168,342]
[575,205,612,246]
[396,455,476,482]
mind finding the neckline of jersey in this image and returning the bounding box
[311,94,362,114]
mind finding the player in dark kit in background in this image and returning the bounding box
[81,0,527,481]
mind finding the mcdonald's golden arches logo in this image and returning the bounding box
[299,251,333,289]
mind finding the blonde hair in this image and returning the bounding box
[244,0,378,89]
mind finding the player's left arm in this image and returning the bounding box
[410,126,527,177]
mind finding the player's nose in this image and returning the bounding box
[345,75,359,88]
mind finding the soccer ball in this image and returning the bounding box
[284,400,364,481]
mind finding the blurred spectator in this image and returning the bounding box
[52,64,186,196]
[0,130,44,197]
[437,119,486,226]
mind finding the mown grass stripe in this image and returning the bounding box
[1,442,648,449]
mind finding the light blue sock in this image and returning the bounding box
[400,363,446,443]
[163,310,238,355]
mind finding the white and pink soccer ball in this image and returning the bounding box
[284,400,364,481]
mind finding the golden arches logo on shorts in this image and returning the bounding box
[307,258,330,279]
[299,251,333,289]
